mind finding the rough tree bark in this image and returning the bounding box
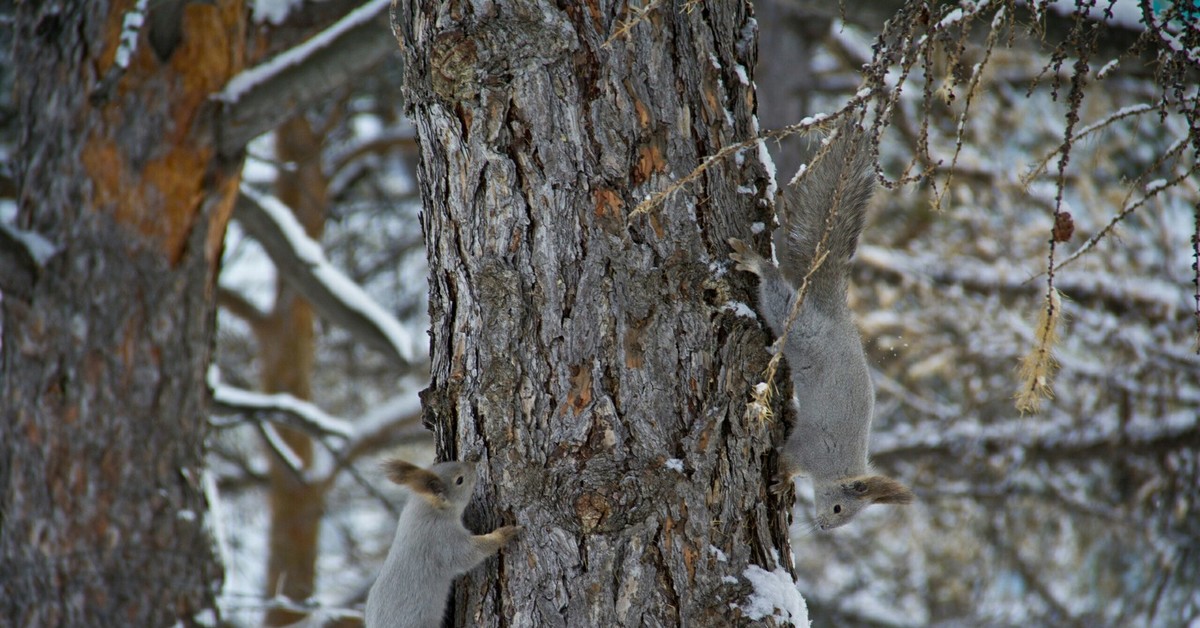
[395,0,794,625]
[0,1,246,624]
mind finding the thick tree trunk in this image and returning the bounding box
[1,1,244,624]
[395,1,793,625]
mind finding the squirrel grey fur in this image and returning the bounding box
[729,120,914,530]
[365,459,521,628]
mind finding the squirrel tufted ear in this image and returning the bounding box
[382,459,447,501]
[844,475,915,505]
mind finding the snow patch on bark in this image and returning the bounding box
[738,551,811,626]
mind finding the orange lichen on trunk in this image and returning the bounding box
[564,364,594,415]
[206,174,241,265]
[633,140,666,186]
[594,187,624,219]
[83,0,247,264]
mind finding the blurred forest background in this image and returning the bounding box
[2,1,1198,626]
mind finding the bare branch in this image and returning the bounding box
[811,0,1153,76]
[216,286,268,327]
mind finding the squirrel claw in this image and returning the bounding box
[727,238,764,275]
[497,525,523,542]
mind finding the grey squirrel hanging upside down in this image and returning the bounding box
[729,119,914,530]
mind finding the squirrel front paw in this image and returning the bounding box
[727,238,767,276]
[769,456,798,495]
[495,525,523,545]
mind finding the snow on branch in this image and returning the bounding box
[234,186,420,368]
[209,367,427,478]
[0,222,59,267]
[873,409,1199,466]
[251,0,304,25]
[258,421,307,478]
[212,380,354,440]
[88,0,151,103]
[115,0,149,69]
[1040,0,1148,31]
[343,391,425,454]
[217,0,389,104]
[0,222,60,302]
[215,0,395,154]
[857,245,1192,323]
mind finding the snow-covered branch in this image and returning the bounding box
[339,391,425,457]
[215,0,395,155]
[873,410,1199,465]
[210,373,428,479]
[823,0,1149,67]
[115,0,149,69]
[258,421,308,480]
[218,0,388,103]
[857,245,1192,323]
[0,222,60,302]
[212,381,354,440]
[233,186,421,369]
[211,377,424,519]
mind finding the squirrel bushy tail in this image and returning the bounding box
[774,122,875,302]
[729,118,914,529]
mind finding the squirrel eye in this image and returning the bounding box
[852,481,867,493]
[833,505,842,514]
[455,476,464,485]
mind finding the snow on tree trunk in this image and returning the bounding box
[1,1,245,624]
[394,0,795,624]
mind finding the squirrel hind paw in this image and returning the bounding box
[769,475,795,495]
[727,238,765,275]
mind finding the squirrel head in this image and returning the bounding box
[811,475,914,530]
[383,459,479,514]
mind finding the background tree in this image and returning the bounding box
[1,1,413,625]
[0,1,245,623]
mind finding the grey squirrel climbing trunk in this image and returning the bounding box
[393,0,795,624]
